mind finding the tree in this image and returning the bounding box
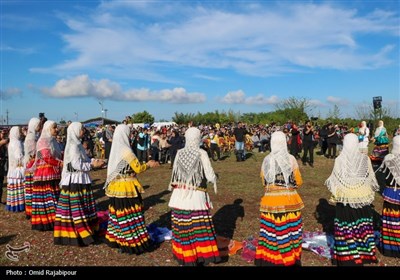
[327,104,341,122]
[274,97,310,123]
[354,103,373,120]
[131,111,154,124]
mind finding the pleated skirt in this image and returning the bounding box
[254,211,302,266]
[6,179,25,212]
[31,179,60,231]
[105,195,153,255]
[380,201,400,257]
[332,203,377,266]
[170,208,220,266]
[54,183,98,246]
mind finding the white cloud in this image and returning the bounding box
[30,2,398,80]
[40,75,205,103]
[0,88,23,100]
[309,99,327,107]
[220,90,246,104]
[220,90,279,105]
[193,74,221,81]
[0,44,35,54]
[327,96,349,106]
[245,94,280,105]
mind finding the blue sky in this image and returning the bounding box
[1,0,399,124]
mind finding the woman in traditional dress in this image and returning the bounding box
[6,126,25,212]
[358,120,370,154]
[31,120,63,231]
[254,131,304,266]
[370,120,389,164]
[54,122,104,246]
[23,117,41,219]
[168,127,220,266]
[325,133,379,266]
[378,135,400,257]
[104,124,159,254]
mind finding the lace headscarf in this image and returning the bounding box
[359,121,367,135]
[325,133,379,208]
[35,120,62,164]
[104,124,136,189]
[374,120,385,137]
[261,131,296,188]
[23,117,40,166]
[62,122,89,179]
[7,126,24,176]
[379,135,400,190]
[169,127,217,194]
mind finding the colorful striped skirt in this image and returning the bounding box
[254,211,302,266]
[31,179,60,231]
[105,195,153,255]
[54,183,98,246]
[170,208,220,266]
[370,144,389,163]
[380,201,400,257]
[332,203,377,266]
[24,170,34,218]
[6,178,25,212]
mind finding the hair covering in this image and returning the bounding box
[325,133,379,208]
[359,120,367,134]
[261,131,297,188]
[23,117,41,166]
[62,122,89,179]
[169,127,217,194]
[374,120,385,137]
[7,126,24,176]
[104,124,136,189]
[378,135,400,190]
[35,120,62,164]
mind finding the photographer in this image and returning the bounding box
[301,120,314,167]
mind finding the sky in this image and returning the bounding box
[1,0,399,125]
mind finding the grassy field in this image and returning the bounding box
[0,149,399,268]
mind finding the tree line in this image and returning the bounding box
[127,97,400,134]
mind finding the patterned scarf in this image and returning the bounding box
[325,133,379,208]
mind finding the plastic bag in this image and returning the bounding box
[302,231,334,259]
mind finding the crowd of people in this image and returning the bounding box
[0,113,399,266]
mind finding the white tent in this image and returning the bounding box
[151,122,177,128]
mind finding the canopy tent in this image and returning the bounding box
[82,117,120,127]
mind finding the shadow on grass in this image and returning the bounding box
[143,190,170,211]
[315,198,382,235]
[314,198,335,235]
[151,210,171,229]
[0,234,17,245]
[213,198,245,239]
[212,198,245,263]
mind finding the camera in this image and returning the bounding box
[39,112,45,119]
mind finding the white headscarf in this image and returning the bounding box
[359,121,367,135]
[104,124,135,189]
[7,126,24,176]
[261,131,297,188]
[62,122,89,179]
[169,127,217,194]
[374,120,385,137]
[23,117,40,166]
[379,135,400,189]
[35,120,62,163]
[325,133,379,208]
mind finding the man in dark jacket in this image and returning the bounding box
[233,122,249,161]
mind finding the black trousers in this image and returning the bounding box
[327,143,337,157]
[302,142,314,164]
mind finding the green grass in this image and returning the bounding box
[0,148,399,267]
